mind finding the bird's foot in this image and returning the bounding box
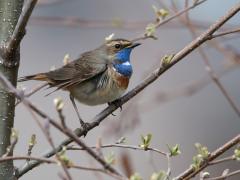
[108,99,123,116]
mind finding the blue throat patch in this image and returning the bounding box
[114,48,133,77]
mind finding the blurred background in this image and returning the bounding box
[15,0,240,179]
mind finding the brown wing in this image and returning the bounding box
[45,51,107,90]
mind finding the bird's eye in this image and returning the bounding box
[114,43,121,49]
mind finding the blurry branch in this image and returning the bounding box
[14,2,240,177]
[139,62,240,111]
[210,40,240,64]
[174,134,240,180]
[5,0,38,55]
[103,99,141,137]
[30,16,238,30]
[172,1,240,118]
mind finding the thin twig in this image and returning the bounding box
[67,144,167,156]
[56,108,67,128]
[0,155,54,164]
[16,82,48,106]
[6,0,38,54]
[132,0,207,41]
[164,153,171,180]
[205,169,240,180]
[208,156,235,165]
[209,28,240,39]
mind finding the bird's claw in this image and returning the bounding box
[80,122,91,137]
[108,99,123,116]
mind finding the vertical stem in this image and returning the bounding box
[0,0,23,179]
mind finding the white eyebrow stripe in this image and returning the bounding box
[122,61,131,66]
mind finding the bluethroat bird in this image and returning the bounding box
[19,39,141,130]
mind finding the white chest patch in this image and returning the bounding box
[122,61,131,66]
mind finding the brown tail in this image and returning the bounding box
[18,73,49,82]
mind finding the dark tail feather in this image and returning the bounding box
[18,73,49,82]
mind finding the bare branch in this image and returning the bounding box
[174,134,240,180]
[6,0,38,54]
[205,169,240,180]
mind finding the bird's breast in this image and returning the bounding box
[110,66,130,90]
[69,66,129,105]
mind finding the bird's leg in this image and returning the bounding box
[108,98,123,116]
[69,94,90,134]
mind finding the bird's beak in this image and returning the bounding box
[127,43,141,49]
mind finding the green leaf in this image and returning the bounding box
[195,143,209,159]
[161,54,175,67]
[167,144,181,156]
[152,5,169,20]
[57,146,73,167]
[145,23,156,38]
[192,155,203,170]
[29,134,37,146]
[234,147,240,161]
[191,143,210,170]
[139,134,152,150]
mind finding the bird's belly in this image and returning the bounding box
[70,73,127,106]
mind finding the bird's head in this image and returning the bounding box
[98,39,141,63]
